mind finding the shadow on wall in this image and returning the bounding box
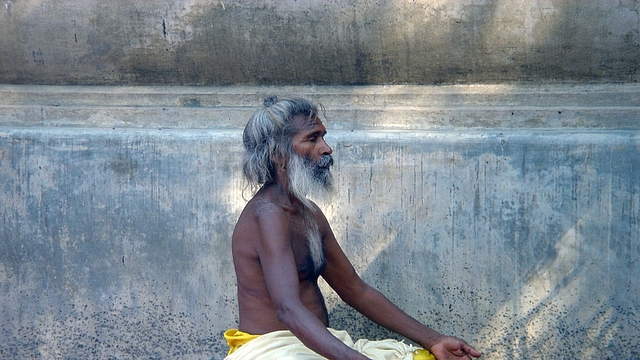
[321,128,640,359]
[129,0,640,84]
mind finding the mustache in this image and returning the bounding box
[316,154,334,168]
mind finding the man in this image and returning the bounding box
[225,96,482,360]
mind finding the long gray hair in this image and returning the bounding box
[242,95,319,190]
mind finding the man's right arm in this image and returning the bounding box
[254,205,369,360]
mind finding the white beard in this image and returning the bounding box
[287,153,334,209]
[304,213,325,274]
[288,153,333,272]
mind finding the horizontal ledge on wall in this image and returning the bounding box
[1,84,639,130]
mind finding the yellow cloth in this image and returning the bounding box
[223,328,435,360]
[224,329,261,355]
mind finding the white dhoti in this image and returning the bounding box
[224,328,435,360]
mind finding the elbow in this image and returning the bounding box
[274,300,316,334]
[275,302,299,328]
[276,308,290,325]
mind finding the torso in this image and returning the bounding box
[231,187,329,334]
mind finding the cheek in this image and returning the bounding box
[292,143,312,155]
[290,143,302,156]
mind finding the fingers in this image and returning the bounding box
[463,343,482,358]
[455,341,481,359]
[435,337,482,359]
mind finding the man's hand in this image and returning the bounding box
[429,336,482,360]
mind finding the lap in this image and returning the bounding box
[224,328,430,360]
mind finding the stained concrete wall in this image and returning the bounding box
[1,0,639,85]
[1,84,639,359]
[2,1,640,359]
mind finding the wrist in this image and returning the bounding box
[421,332,446,350]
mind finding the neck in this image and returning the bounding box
[263,177,306,212]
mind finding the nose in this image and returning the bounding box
[320,138,332,155]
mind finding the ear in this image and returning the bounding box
[270,150,288,171]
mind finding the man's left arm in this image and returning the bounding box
[317,211,481,359]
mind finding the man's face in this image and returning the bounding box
[287,115,334,201]
[291,115,332,164]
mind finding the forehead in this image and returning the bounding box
[292,114,325,133]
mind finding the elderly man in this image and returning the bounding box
[224,96,481,360]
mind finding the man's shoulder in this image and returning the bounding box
[234,197,286,248]
[237,196,291,228]
[247,195,287,214]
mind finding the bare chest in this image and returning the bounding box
[288,216,326,280]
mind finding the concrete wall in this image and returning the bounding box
[2,1,640,359]
[1,84,639,359]
[1,0,639,85]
